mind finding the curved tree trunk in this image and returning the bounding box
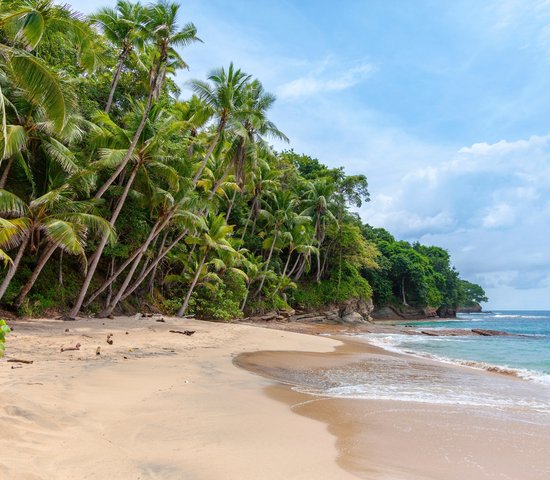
[282,250,293,278]
[120,228,188,301]
[177,252,207,317]
[192,121,224,185]
[287,253,302,278]
[69,162,140,318]
[0,157,14,189]
[240,204,254,241]
[105,49,128,114]
[0,234,29,302]
[15,242,58,307]
[254,229,278,296]
[98,212,175,316]
[240,284,251,312]
[93,86,155,201]
[225,189,238,222]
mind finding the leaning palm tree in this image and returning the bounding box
[92,0,199,201]
[90,0,148,113]
[0,188,114,303]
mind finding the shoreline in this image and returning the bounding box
[2,316,550,479]
[236,334,550,479]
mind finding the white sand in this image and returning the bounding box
[0,316,356,480]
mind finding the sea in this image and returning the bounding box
[367,310,550,384]
[288,311,550,414]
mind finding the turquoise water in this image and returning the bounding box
[260,310,550,411]
[369,310,550,384]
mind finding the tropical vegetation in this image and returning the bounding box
[0,0,486,321]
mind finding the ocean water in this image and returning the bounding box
[368,310,550,384]
[283,311,550,414]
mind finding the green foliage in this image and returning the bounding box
[191,270,246,321]
[459,280,488,307]
[0,319,10,357]
[291,262,372,309]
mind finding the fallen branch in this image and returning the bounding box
[7,358,34,364]
[169,330,195,336]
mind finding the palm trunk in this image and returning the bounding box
[120,229,188,301]
[255,229,278,296]
[0,234,29,301]
[208,163,232,202]
[146,231,167,295]
[315,250,322,282]
[105,257,115,307]
[293,256,307,281]
[0,157,14,188]
[282,250,293,278]
[192,121,224,185]
[287,253,301,278]
[105,49,128,114]
[225,189,237,222]
[15,242,57,307]
[401,277,408,306]
[99,212,174,317]
[69,162,139,318]
[93,54,167,201]
[240,204,254,241]
[240,284,250,312]
[93,87,154,200]
[177,251,207,317]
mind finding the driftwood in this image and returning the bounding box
[169,330,195,336]
[7,359,34,364]
[60,342,81,352]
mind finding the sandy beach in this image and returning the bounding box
[1,316,549,479]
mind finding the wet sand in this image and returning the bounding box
[236,336,550,479]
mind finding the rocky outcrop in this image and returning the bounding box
[436,306,457,319]
[371,305,439,321]
[457,303,482,313]
[244,298,374,325]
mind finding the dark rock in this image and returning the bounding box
[436,306,457,318]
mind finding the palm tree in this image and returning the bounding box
[91,0,199,201]
[188,63,251,184]
[176,213,235,317]
[0,188,114,303]
[254,190,309,296]
[90,0,147,113]
[300,178,338,281]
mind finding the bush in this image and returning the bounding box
[0,319,10,358]
[290,262,372,309]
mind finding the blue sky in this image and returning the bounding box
[70,0,550,309]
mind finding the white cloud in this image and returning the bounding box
[481,203,515,228]
[277,61,376,99]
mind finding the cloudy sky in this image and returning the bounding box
[70,0,550,309]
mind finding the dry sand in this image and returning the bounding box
[0,316,353,480]
[1,316,550,480]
